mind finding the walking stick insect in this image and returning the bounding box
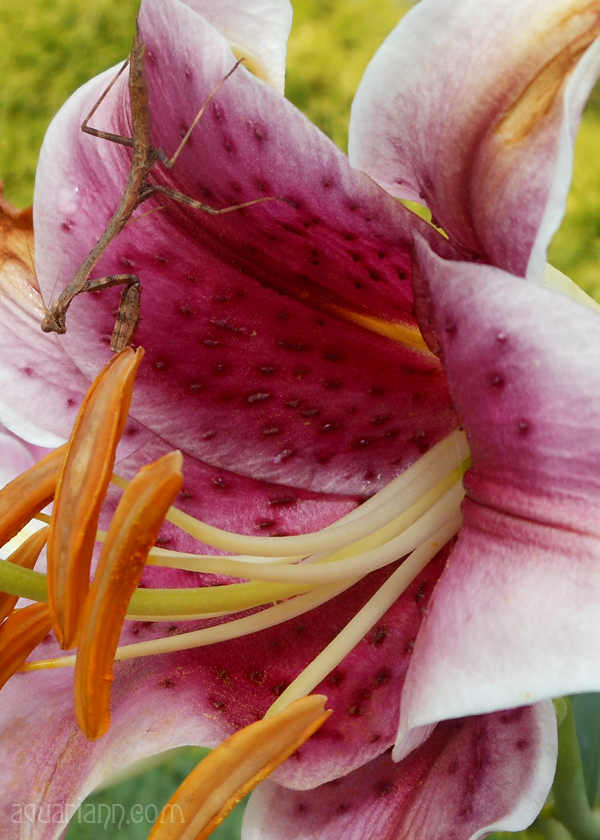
[41,33,282,352]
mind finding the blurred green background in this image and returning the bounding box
[2,0,600,298]
[1,1,600,838]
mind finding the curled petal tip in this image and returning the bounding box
[0,183,39,312]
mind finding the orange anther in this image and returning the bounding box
[147,695,332,840]
[0,445,65,549]
[74,450,183,740]
[47,347,144,650]
[0,602,52,690]
[0,526,48,623]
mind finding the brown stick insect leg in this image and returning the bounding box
[156,59,244,171]
[143,184,287,216]
[80,57,135,149]
[82,274,141,352]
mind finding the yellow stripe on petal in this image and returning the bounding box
[75,450,183,741]
[0,527,48,623]
[47,347,144,650]
[0,445,65,549]
[147,696,332,840]
[327,304,431,353]
[0,602,51,690]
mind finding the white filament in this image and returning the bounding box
[265,515,462,718]
[146,482,464,585]
[26,580,358,669]
[118,429,468,557]
[28,429,468,685]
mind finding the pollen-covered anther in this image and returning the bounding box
[0,602,52,690]
[0,527,48,623]
[147,695,332,840]
[74,449,183,741]
[0,445,65,549]
[47,346,144,651]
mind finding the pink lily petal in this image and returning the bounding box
[0,552,448,840]
[0,282,89,448]
[349,0,600,280]
[0,191,88,446]
[5,0,577,832]
[182,0,293,93]
[0,430,44,489]
[33,0,458,497]
[113,429,359,547]
[243,703,556,840]
[0,284,157,461]
[399,237,600,735]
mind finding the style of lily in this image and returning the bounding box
[0,0,599,837]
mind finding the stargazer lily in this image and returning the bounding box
[0,0,597,836]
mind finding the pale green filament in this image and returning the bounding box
[25,580,359,670]
[0,561,318,619]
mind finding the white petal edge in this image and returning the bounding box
[179,0,293,93]
[527,37,600,282]
[470,701,557,839]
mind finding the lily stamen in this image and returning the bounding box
[0,444,66,549]
[146,695,331,840]
[145,472,466,582]
[0,602,52,690]
[47,346,144,649]
[265,516,461,717]
[12,435,467,669]
[143,428,469,557]
[25,490,462,681]
[24,581,358,670]
[0,348,469,746]
[75,450,183,740]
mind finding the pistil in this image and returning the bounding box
[0,527,48,623]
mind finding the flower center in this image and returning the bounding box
[0,349,469,738]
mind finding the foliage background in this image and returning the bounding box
[1,0,600,838]
[2,0,600,299]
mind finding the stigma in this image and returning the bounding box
[0,348,469,738]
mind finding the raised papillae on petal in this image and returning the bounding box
[147,695,331,840]
[399,239,600,731]
[244,703,556,840]
[47,347,143,649]
[34,0,458,500]
[349,0,600,280]
[75,450,183,740]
